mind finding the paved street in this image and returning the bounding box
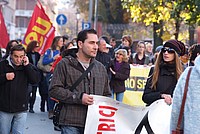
[24,93,60,134]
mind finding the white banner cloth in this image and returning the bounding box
[84,95,171,134]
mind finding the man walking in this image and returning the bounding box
[49,29,111,134]
[0,44,40,134]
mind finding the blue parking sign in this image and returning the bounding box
[56,14,67,25]
[82,22,91,30]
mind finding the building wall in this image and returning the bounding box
[15,0,36,40]
[2,0,16,40]
[2,0,75,41]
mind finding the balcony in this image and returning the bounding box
[15,10,33,17]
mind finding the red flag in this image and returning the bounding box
[22,1,55,54]
[0,8,9,48]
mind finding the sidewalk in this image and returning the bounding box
[24,93,60,134]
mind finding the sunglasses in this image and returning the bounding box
[161,47,175,54]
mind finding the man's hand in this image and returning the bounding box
[6,72,15,80]
[22,56,29,66]
[82,93,94,105]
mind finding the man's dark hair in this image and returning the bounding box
[63,35,69,42]
[110,37,116,42]
[76,29,97,49]
[10,44,25,55]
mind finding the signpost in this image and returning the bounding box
[56,14,67,25]
[56,14,67,35]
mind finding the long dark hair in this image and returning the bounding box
[26,40,39,53]
[51,36,63,50]
[151,51,183,90]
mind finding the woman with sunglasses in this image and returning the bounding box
[142,39,185,106]
[26,40,40,113]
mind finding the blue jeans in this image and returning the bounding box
[111,89,124,102]
[61,125,84,134]
[0,111,27,134]
[45,72,55,111]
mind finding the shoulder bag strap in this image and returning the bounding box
[176,67,192,130]
[69,62,94,91]
[59,62,94,106]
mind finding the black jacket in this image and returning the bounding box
[27,52,40,66]
[142,63,177,106]
[96,51,112,72]
[0,57,40,113]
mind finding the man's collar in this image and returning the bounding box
[6,55,14,68]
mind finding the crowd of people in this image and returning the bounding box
[0,28,200,134]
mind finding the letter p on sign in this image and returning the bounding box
[82,22,91,30]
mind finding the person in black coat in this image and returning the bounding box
[96,37,112,79]
[26,40,40,113]
[110,49,130,102]
[142,39,186,106]
[0,44,40,133]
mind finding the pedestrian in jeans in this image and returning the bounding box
[49,29,111,134]
[42,36,63,119]
[0,44,40,134]
[110,49,130,102]
[26,40,41,113]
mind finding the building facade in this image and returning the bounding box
[1,0,58,40]
[2,0,78,41]
[1,0,16,40]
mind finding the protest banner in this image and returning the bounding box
[22,0,55,54]
[85,95,148,134]
[85,95,171,134]
[123,65,151,106]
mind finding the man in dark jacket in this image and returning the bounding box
[49,29,111,134]
[0,44,40,134]
[96,37,112,79]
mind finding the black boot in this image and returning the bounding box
[29,109,35,113]
[54,126,61,131]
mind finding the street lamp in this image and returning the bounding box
[0,0,8,9]
[76,9,80,36]
[94,0,98,30]
[0,0,8,5]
